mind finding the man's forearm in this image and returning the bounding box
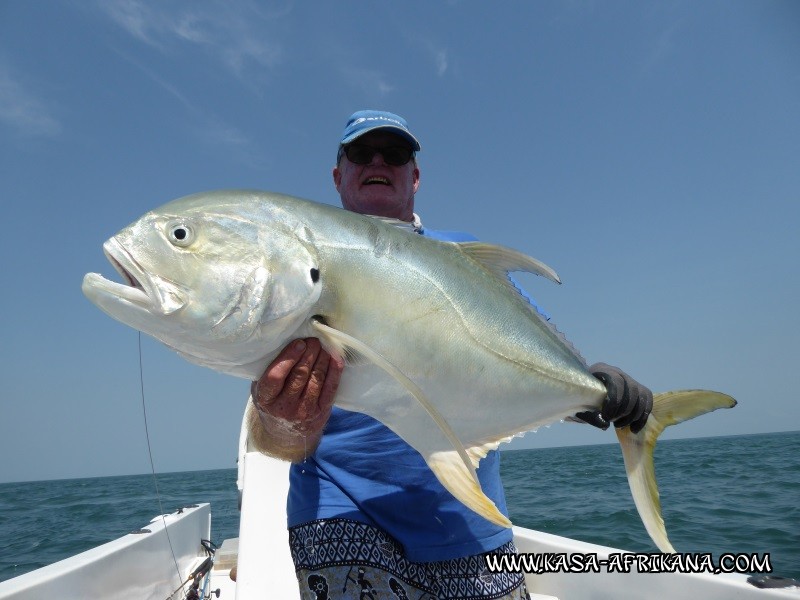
[246,399,325,463]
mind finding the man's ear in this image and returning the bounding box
[332,166,342,192]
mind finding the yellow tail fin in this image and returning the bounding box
[616,390,736,553]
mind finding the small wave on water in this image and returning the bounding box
[0,431,797,583]
[0,469,240,582]
[500,430,800,580]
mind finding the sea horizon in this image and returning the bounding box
[2,428,796,486]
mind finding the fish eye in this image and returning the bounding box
[167,222,195,247]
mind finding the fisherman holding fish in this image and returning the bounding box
[84,107,737,595]
[249,111,655,599]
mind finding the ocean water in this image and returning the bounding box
[1,431,797,584]
[500,431,799,581]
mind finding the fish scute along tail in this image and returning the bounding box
[616,390,737,553]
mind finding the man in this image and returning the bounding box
[248,110,652,599]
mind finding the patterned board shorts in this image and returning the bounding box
[289,519,529,600]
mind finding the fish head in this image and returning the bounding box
[82,192,322,378]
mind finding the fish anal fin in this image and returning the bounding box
[616,390,737,554]
[428,450,512,528]
[457,241,561,285]
[466,436,515,469]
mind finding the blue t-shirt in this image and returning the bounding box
[287,228,544,563]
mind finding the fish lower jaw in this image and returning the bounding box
[83,273,150,306]
[82,272,187,319]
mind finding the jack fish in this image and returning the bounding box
[82,190,735,552]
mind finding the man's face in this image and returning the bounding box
[333,130,420,220]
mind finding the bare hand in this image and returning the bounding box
[250,338,344,456]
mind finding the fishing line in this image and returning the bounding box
[138,332,184,595]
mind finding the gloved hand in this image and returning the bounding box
[575,363,653,434]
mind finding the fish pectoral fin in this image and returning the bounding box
[310,318,479,486]
[616,390,737,554]
[429,450,512,528]
[456,241,561,284]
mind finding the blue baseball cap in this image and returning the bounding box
[339,110,421,151]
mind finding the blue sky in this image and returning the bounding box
[1,1,798,484]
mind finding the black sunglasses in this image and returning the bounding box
[339,143,415,166]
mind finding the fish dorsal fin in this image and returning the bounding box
[310,318,479,486]
[457,241,590,365]
[456,242,561,285]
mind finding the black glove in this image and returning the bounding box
[575,363,653,434]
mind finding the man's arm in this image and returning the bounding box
[247,338,345,462]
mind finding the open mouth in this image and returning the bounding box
[103,239,149,297]
[106,247,144,292]
[80,238,153,309]
[364,176,391,186]
[92,237,185,315]
[82,235,191,325]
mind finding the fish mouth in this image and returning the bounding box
[84,238,152,308]
[82,238,185,315]
[105,243,146,297]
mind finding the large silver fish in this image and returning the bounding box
[82,189,735,552]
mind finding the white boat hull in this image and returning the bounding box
[0,504,216,600]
